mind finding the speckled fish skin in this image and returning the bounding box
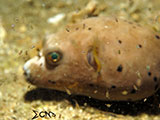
[23,17,160,101]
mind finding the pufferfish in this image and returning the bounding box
[23,17,160,101]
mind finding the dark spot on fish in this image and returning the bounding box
[124,20,127,22]
[88,83,94,87]
[115,18,118,22]
[88,27,92,30]
[117,65,123,72]
[137,23,141,27]
[48,80,56,84]
[88,83,99,89]
[75,27,79,30]
[155,35,160,39]
[133,26,136,29]
[128,22,133,24]
[118,40,122,44]
[111,85,116,89]
[118,50,121,54]
[66,28,70,32]
[36,48,40,52]
[130,89,136,94]
[83,23,86,29]
[153,76,157,82]
[148,8,152,11]
[139,44,142,48]
[25,51,28,55]
[148,72,152,76]
[155,84,159,91]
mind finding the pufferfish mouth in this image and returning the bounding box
[23,56,45,85]
[23,73,36,84]
[23,60,31,79]
[23,62,36,84]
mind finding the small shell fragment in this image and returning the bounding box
[47,13,65,25]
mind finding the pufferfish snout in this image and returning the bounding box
[24,17,160,101]
[23,56,44,85]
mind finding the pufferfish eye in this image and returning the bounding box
[46,51,62,66]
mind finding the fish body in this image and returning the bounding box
[24,17,160,101]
